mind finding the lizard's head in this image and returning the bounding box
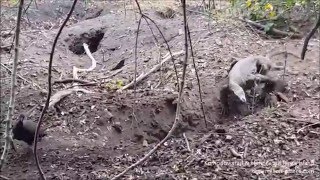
[256,63,271,75]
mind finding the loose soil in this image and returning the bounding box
[1,0,319,179]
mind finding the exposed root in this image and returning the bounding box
[49,88,93,108]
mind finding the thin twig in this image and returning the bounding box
[186,23,208,127]
[96,69,123,81]
[53,78,94,84]
[282,46,288,81]
[142,14,180,91]
[49,88,93,108]
[110,1,189,179]
[119,51,184,91]
[133,15,142,123]
[297,122,320,133]
[0,0,24,171]
[183,133,191,152]
[33,0,78,179]
[0,175,9,180]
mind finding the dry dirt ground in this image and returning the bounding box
[1,0,319,179]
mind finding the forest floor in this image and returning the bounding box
[1,0,319,179]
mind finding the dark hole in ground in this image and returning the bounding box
[68,30,104,55]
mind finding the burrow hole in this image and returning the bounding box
[69,30,104,55]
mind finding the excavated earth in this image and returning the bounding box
[1,0,319,179]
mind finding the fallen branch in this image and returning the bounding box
[66,82,98,89]
[33,1,79,179]
[242,19,303,39]
[297,122,320,133]
[0,175,9,180]
[53,78,95,84]
[48,88,93,108]
[119,50,184,91]
[186,23,208,127]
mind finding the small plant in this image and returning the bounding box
[105,79,125,91]
[230,0,319,21]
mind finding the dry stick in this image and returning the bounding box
[3,0,40,54]
[297,122,320,133]
[186,23,208,127]
[48,88,92,108]
[119,51,184,91]
[0,0,24,171]
[53,78,94,84]
[131,15,143,124]
[282,46,288,81]
[301,11,320,60]
[132,0,179,91]
[33,0,78,179]
[123,0,127,18]
[142,14,180,91]
[142,18,163,87]
[143,17,159,45]
[142,19,164,87]
[183,133,191,152]
[96,69,123,80]
[242,19,303,39]
[111,0,189,179]
[0,175,9,180]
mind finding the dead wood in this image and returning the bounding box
[242,19,303,39]
[33,1,79,179]
[49,88,93,108]
[119,50,184,91]
[53,78,95,85]
[110,1,189,179]
[0,0,24,171]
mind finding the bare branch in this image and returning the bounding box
[119,51,184,91]
[132,0,179,91]
[110,0,189,179]
[134,16,142,100]
[186,24,208,127]
[142,14,180,90]
[33,0,79,179]
[0,0,24,171]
